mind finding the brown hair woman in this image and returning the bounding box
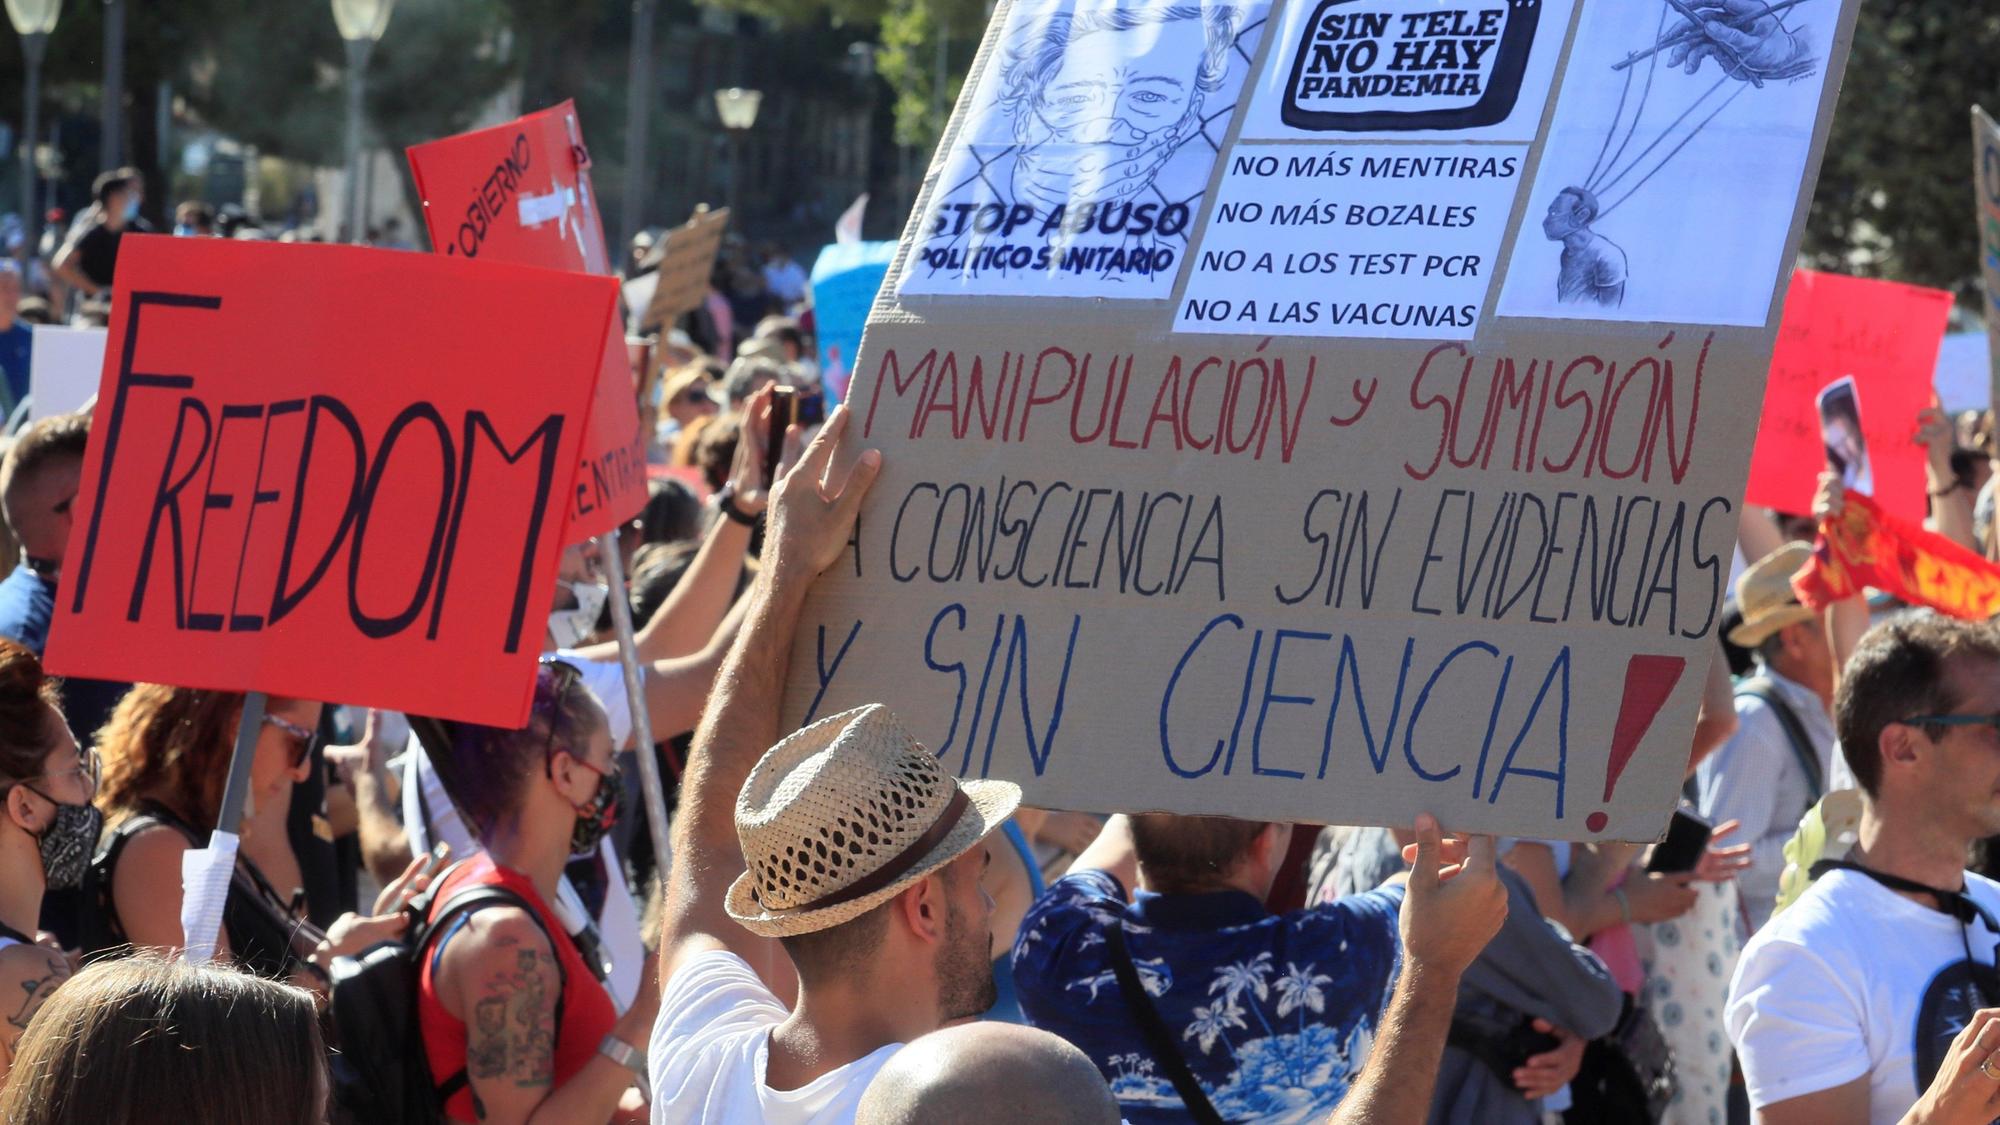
[0,639,94,1082]
[0,953,325,1125]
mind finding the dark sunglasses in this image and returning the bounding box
[1903,712,2000,735]
[263,712,317,769]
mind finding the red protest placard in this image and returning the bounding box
[1744,270,1953,525]
[408,99,611,275]
[46,236,617,727]
[409,101,643,542]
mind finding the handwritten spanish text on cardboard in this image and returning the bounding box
[785,0,1866,841]
[639,208,731,333]
[46,237,617,727]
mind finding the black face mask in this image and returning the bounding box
[23,785,101,890]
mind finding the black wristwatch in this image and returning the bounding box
[713,483,758,526]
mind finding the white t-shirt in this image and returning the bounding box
[650,950,900,1125]
[1727,866,2000,1121]
[557,647,634,750]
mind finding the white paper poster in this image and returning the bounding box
[1495,0,1837,325]
[897,0,1271,300]
[1176,144,1527,337]
[29,325,108,420]
[1239,0,1578,141]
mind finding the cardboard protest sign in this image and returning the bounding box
[1494,0,1837,327]
[782,0,1868,842]
[1938,333,1993,413]
[1744,270,1952,526]
[407,99,611,275]
[809,241,897,402]
[409,103,644,543]
[898,1,1271,300]
[1242,0,1576,141]
[45,236,617,727]
[638,207,731,333]
[28,325,107,419]
[1976,106,2000,413]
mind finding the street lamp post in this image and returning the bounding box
[6,0,60,251]
[332,0,396,244]
[99,0,122,170]
[619,0,659,257]
[713,87,761,220]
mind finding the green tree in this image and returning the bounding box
[873,0,984,150]
[1788,3,1999,304]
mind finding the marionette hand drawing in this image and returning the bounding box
[1662,0,1814,85]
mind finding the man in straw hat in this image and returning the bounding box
[648,404,1509,1124]
[1695,542,1838,932]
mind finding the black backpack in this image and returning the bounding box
[327,873,566,1125]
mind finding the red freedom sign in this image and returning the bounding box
[409,100,643,541]
[45,237,618,727]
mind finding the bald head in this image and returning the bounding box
[857,1022,1120,1125]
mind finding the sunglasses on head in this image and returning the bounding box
[538,658,584,763]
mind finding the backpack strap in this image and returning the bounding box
[1736,678,1824,802]
[1105,923,1226,1125]
[416,881,571,1104]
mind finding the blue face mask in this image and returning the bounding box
[173,224,194,237]
[122,198,140,222]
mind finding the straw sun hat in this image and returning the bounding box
[1727,542,1818,648]
[725,704,1021,938]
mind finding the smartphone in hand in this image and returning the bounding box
[765,386,795,488]
[1645,808,1713,874]
[795,388,826,429]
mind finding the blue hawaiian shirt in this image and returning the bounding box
[1013,870,1403,1124]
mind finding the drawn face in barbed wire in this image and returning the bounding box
[1031,17,1207,147]
[1010,13,1218,211]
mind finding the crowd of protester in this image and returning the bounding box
[4,187,2000,1125]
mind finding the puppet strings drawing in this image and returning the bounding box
[1540,0,1818,307]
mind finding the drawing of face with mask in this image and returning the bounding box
[1000,4,1240,214]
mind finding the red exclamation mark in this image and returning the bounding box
[1584,654,1687,834]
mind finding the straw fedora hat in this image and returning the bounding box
[725,704,1021,938]
[1728,542,1818,648]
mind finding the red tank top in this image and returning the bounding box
[417,855,617,1122]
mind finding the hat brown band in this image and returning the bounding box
[775,787,970,913]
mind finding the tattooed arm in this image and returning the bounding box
[439,907,653,1124]
[0,943,73,1081]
